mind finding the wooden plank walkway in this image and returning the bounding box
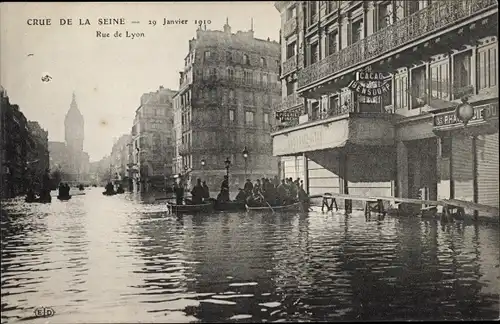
[316,192,498,219]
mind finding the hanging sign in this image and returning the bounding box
[347,71,391,97]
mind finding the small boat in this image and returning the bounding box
[245,201,306,212]
[102,191,116,196]
[116,188,125,194]
[167,201,214,214]
[57,195,72,201]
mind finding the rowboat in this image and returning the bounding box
[57,195,72,201]
[102,191,116,196]
[167,201,214,214]
[245,201,306,212]
[214,200,246,212]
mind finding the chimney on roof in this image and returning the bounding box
[159,85,164,90]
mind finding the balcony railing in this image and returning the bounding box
[282,55,297,77]
[273,93,304,112]
[298,0,498,89]
[201,74,281,92]
[283,17,297,38]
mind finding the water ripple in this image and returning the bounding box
[1,188,498,323]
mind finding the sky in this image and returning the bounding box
[1,1,281,162]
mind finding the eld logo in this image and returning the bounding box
[34,307,55,318]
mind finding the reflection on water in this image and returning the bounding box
[1,188,499,323]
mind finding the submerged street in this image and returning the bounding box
[1,187,499,323]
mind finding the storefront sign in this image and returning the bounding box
[433,103,499,127]
[348,80,391,97]
[356,72,387,81]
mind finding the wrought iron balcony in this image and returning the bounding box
[283,17,297,38]
[282,55,297,77]
[201,74,281,92]
[298,0,498,89]
[273,93,304,113]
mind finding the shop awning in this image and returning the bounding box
[272,115,395,156]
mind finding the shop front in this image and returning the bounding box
[433,101,499,217]
[272,113,395,209]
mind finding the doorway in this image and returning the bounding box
[407,138,438,207]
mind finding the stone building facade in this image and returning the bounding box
[27,121,50,191]
[131,86,177,192]
[273,0,498,216]
[173,23,281,192]
[110,134,132,188]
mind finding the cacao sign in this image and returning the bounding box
[348,71,391,97]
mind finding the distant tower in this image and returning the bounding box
[65,92,84,152]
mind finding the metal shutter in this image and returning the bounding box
[476,132,499,208]
[452,135,474,212]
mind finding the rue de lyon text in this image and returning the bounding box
[96,30,145,39]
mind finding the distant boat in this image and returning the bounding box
[102,191,116,196]
[57,195,72,201]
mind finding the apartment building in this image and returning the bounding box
[173,23,281,191]
[273,0,498,214]
[131,86,177,192]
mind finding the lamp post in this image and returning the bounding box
[201,158,206,169]
[224,157,231,180]
[184,164,188,189]
[242,146,248,180]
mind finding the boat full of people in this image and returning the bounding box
[102,182,116,196]
[169,175,310,214]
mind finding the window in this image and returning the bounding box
[394,73,408,109]
[286,41,296,59]
[260,57,267,67]
[229,109,235,122]
[228,68,235,80]
[243,54,250,65]
[311,101,320,120]
[245,111,254,125]
[286,5,297,20]
[264,113,269,125]
[308,2,317,26]
[244,71,252,83]
[329,94,340,115]
[204,51,211,59]
[262,73,268,84]
[477,45,497,91]
[286,80,296,96]
[327,30,338,56]
[229,89,235,103]
[430,60,450,100]
[410,66,426,108]
[351,19,363,44]
[404,0,420,16]
[453,50,473,99]
[327,0,339,13]
[309,42,319,65]
[226,51,232,62]
[378,1,392,30]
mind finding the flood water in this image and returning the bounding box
[1,187,499,323]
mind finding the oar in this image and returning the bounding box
[258,191,275,214]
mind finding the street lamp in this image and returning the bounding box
[224,157,231,180]
[242,146,248,180]
[201,158,206,168]
[455,97,474,126]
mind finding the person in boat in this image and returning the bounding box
[202,181,210,200]
[217,175,230,203]
[58,183,65,197]
[246,191,263,207]
[173,175,185,205]
[190,178,205,205]
[277,179,288,206]
[235,188,247,203]
[298,185,309,205]
[253,179,262,196]
[288,178,298,202]
[78,184,84,191]
[244,179,253,194]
